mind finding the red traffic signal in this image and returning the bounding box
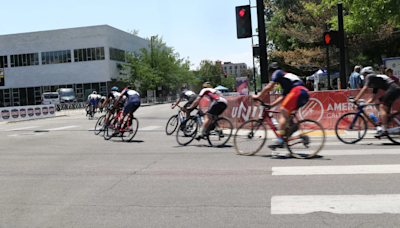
[323,30,339,46]
[224,73,227,78]
[236,5,252,39]
[239,9,245,17]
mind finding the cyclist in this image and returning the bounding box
[113,86,141,133]
[252,62,309,150]
[185,82,228,140]
[99,94,107,112]
[171,85,197,122]
[354,66,400,138]
[101,86,125,130]
[87,91,100,115]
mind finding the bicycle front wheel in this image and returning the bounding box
[104,118,117,140]
[176,117,198,146]
[387,112,400,144]
[94,115,106,135]
[166,115,179,135]
[233,119,267,156]
[335,112,367,144]
[207,117,233,147]
[122,117,139,142]
[286,119,325,159]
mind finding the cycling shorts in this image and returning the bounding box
[281,86,309,113]
[208,100,227,116]
[90,99,98,107]
[184,95,197,108]
[123,95,141,114]
[379,83,400,107]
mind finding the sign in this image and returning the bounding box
[0,105,55,122]
[236,78,248,95]
[323,31,339,46]
[0,68,4,86]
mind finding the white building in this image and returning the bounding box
[0,25,151,106]
[221,62,247,78]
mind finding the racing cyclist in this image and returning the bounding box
[252,62,309,150]
[185,82,228,140]
[113,86,141,133]
[354,66,400,138]
[87,91,100,115]
[101,86,125,130]
[171,85,197,122]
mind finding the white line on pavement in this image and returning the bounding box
[138,126,161,131]
[5,126,39,131]
[272,164,400,175]
[45,125,79,131]
[319,149,400,156]
[271,194,400,214]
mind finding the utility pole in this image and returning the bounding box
[256,0,269,87]
[338,3,346,89]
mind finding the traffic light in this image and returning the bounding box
[224,73,227,78]
[236,5,252,39]
[247,72,250,79]
[323,30,339,46]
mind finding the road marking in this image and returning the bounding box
[271,194,400,214]
[272,164,400,175]
[303,130,342,136]
[138,126,161,131]
[319,149,400,156]
[5,126,39,131]
[45,125,79,131]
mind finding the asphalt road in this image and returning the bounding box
[1,104,400,227]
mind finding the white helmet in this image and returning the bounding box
[92,91,97,94]
[360,66,373,75]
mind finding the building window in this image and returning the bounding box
[109,47,125,62]
[235,66,237,69]
[0,56,7,68]
[73,47,105,62]
[229,66,232,69]
[42,50,71,65]
[10,53,39,67]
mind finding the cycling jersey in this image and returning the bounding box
[120,88,140,99]
[271,70,304,95]
[364,74,395,94]
[180,90,196,100]
[199,88,227,104]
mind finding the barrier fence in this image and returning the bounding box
[0,104,56,122]
[198,89,398,130]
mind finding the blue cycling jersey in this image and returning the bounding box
[271,70,304,95]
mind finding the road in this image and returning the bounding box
[1,103,400,227]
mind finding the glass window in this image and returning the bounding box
[100,47,105,60]
[54,51,58,63]
[46,52,50,64]
[41,53,45,65]
[91,48,96,60]
[50,52,54,63]
[78,49,82,62]
[67,50,71,62]
[87,48,91,61]
[83,49,87,61]
[74,49,78,62]
[27,54,31,65]
[18,55,22,67]
[96,48,101,60]
[10,56,14,67]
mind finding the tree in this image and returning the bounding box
[221,74,236,92]
[195,60,224,86]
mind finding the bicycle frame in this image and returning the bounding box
[349,104,379,129]
[111,110,132,132]
[260,108,297,138]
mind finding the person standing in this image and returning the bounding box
[349,66,362,89]
[386,68,400,85]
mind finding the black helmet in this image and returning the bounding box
[180,85,187,91]
[268,62,280,72]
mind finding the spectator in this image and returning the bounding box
[349,65,362,89]
[380,65,386,74]
[306,79,314,91]
[386,68,400,85]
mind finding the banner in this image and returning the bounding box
[236,78,248,95]
[199,89,398,129]
[0,104,56,122]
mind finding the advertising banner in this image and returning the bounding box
[199,89,396,129]
[236,78,248,95]
[0,104,56,122]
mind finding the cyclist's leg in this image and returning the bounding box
[377,84,400,136]
[198,101,227,139]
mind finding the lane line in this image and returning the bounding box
[272,194,400,214]
[138,126,161,131]
[319,149,400,156]
[5,126,39,131]
[272,164,400,175]
[45,125,79,131]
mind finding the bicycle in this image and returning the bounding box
[166,104,185,135]
[233,98,325,159]
[176,108,233,147]
[86,104,95,120]
[94,108,114,135]
[104,110,139,141]
[335,95,400,144]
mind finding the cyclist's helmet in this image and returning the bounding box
[202,82,212,88]
[92,91,97,94]
[180,84,187,91]
[268,62,280,72]
[111,86,119,92]
[360,66,374,75]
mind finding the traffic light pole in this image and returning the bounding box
[325,24,332,90]
[256,0,269,86]
[338,3,346,89]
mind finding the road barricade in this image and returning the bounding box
[0,104,56,122]
[198,89,398,129]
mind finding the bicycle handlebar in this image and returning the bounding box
[252,98,271,109]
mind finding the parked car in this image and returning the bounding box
[57,88,76,103]
[41,92,60,105]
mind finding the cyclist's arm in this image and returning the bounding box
[366,93,377,104]
[354,85,369,101]
[270,95,284,108]
[253,81,275,100]
[187,97,201,110]
[172,97,182,108]
[102,98,109,109]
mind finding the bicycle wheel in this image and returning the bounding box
[207,117,233,147]
[335,112,367,144]
[387,112,400,144]
[176,117,198,146]
[122,117,139,142]
[104,118,117,140]
[233,119,267,156]
[286,119,325,159]
[94,115,106,135]
[166,115,179,135]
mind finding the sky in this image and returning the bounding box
[1,0,261,70]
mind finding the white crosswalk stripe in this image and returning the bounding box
[138,126,161,131]
[45,125,79,131]
[272,164,400,175]
[5,126,39,131]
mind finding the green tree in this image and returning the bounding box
[196,60,224,86]
[221,74,236,92]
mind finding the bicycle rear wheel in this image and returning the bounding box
[122,117,139,142]
[176,117,198,146]
[387,112,400,144]
[94,115,105,135]
[335,112,367,144]
[286,119,325,159]
[166,115,179,135]
[233,119,267,156]
[207,117,233,147]
[104,118,117,140]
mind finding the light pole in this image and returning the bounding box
[150,36,156,100]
